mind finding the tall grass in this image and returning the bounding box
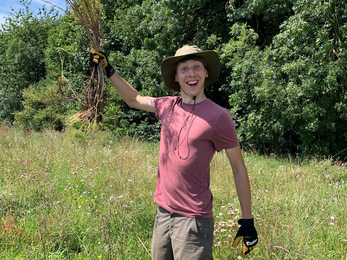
[0,124,346,259]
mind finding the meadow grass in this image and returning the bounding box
[0,124,346,259]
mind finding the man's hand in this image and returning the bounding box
[89,48,115,78]
[232,218,258,257]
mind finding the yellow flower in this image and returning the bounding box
[98,256,101,259]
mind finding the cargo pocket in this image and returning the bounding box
[195,216,214,240]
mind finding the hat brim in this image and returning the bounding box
[161,50,221,92]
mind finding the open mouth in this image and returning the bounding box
[186,80,198,87]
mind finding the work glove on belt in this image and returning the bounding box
[89,48,115,78]
[232,218,258,257]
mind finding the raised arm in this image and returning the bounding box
[90,49,155,113]
[108,71,155,113]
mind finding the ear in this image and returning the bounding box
[205,70,209,78]
[174,75,178,82]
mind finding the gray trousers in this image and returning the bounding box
[151,206,214,260]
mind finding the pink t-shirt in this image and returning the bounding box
[154,96,239,218]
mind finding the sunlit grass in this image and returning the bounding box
[0,124,346,259]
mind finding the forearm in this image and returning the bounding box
[233,168,253,219]
[109,71,139,107]
[226,147,253,219]
[108,71,155,112]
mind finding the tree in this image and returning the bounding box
[0,0,59,122]
[221,0,347,157]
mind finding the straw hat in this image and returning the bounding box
[161,45,221,92]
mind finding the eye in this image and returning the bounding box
[181,67,188,71]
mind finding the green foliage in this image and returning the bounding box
[14,79,66,131]
[221,0,347,157]
[227,0,294,47]
[1,0,346,157]
[45,14,90,81]
[0,0,59,122]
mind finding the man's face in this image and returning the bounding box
[175,59,209,100]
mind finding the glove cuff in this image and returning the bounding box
[239,218,254,228]
[105,64,115,78]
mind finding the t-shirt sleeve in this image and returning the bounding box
[154,97,161,119]
[154,97,167,120]
[154,96,174,120]
[212,110,239,152]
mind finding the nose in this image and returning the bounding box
[187,67,195,76]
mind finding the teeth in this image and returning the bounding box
[187,81,198,85]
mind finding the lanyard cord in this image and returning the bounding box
[174,96,196,160]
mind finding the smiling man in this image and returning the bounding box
[90,45,258,259]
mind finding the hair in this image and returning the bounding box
[173,55,208,75]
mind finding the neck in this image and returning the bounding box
[180,87,206,104]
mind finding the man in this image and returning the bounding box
[90,45,258,259]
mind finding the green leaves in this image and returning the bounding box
[14,80,66,131]
[221,0,347,156]
[0,0,59,122]
[0,0,346,157]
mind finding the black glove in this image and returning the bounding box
[232,218,258,257]
[89,48,115,78]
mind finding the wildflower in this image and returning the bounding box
[110,196,114,200]
[56,201,60,204]
[87,213,91,215]
[105,245,109,252]
[84,175,87,178]
[119,195,123,198]
[60,223,63,225]
[330,222,334,226]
